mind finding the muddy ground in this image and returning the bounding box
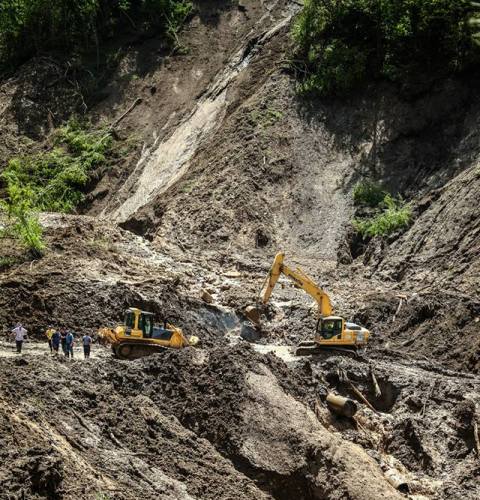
[1,0,480,499]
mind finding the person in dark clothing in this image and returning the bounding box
[51,330,61,355]
[82,334,92,359]
[60,328,67,355]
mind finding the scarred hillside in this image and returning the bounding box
[0,1,479,499]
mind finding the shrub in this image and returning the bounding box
[3,120,112,213]
[0,183,45,256]
[353,194,412,237]
[292,0,477,95]
[1,119,113,254]
[353,180,386,207]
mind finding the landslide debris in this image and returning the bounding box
[1,0,480,499]
[0,345,402,500]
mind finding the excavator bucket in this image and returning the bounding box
[244,305,261,325]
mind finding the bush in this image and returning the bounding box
[0,183,45,256]
[353,194,411,237]
[1,120,113,254]
[3,120,112,212]
[292,0,477,95]
[0,0,192,69]
[353,180,386,207]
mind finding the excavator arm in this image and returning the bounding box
[260,252,333,316]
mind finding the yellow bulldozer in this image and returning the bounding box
[247,252,370,355]
[98,307,199,360]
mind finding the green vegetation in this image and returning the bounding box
[4,120,112,212]
[0,120,114,255]
[353,180,386,207]
[0,0,192,69]
[292,0,477,95]
[0,256,18,269]
[352,182,411,237]
[470,2,480,44]
[354,194,412,237]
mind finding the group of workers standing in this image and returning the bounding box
[11,323,93,359]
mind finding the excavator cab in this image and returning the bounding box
[318,317,343,340]
[315,315,369,348]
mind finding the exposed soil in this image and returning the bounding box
[1,0,480,498]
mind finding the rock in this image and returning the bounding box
[201,289,214,304]
[240,322,260,342]
[224,270,241,278]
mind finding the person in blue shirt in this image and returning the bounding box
[65,331,74,359]
[51,330,61,355]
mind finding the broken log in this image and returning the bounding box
[110,98,142,129]
[326,393,358,418]
[369,365,382,398]
[474,420,480,459]
[348,381,379,414]
[384,468,409,493]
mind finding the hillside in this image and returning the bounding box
[0,1,479,499]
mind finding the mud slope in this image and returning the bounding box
[89,0,296,219]
[0,347,402,500]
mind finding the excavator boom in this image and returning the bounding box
[261,252,333,316]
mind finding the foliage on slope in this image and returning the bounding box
[292,0,477,95]
[0,0,192,70]
[0,121,114,255]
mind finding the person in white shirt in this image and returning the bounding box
[12,323,27,353]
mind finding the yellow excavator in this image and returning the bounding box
[248,252,369,355]
[98,307,199,360]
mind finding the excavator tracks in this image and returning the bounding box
[295,341,365,360]
[112,341,170,360]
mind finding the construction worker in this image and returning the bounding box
[82,333,93,359]
[60,328,67,355]
[51,329,61,355]
[11,323,27,353]
[45,326,55,353]
[65,330,74,359]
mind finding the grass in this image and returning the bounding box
[250,107,284,128]
[0,256,18,269]
[180,179,196,193]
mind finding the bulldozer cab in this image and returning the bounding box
[124,308,154,338]
[317,316,344,340]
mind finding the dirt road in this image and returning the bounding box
[0,341,107,359]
